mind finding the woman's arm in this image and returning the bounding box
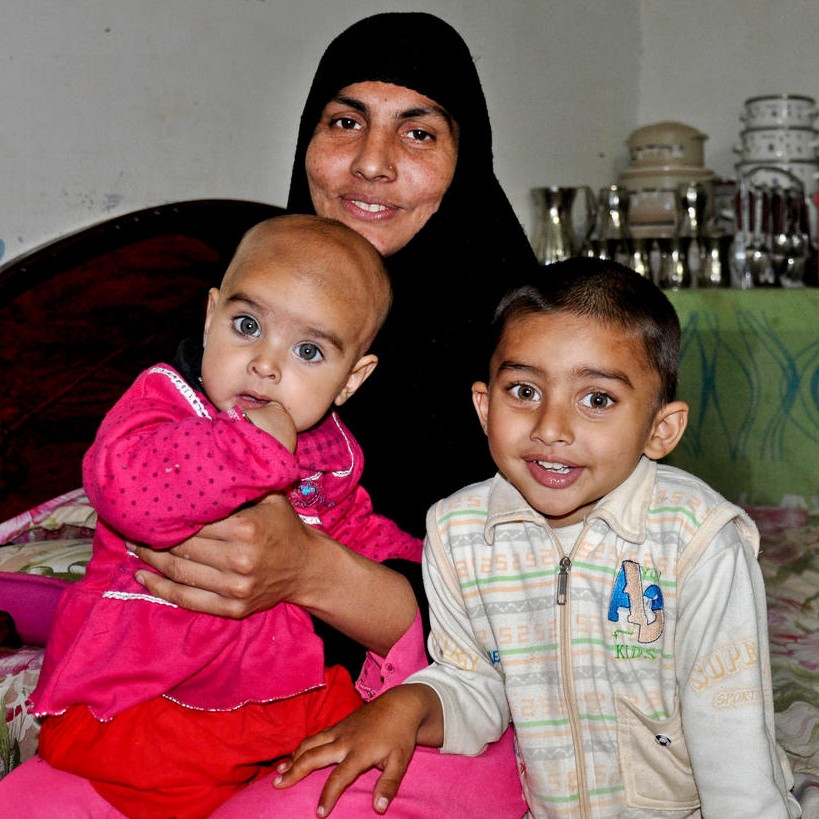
[134,493,418,657]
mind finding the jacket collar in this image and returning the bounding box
[485,456,656,545]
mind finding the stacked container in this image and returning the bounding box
[734,94,818,242]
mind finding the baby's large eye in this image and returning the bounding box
[509,383,540,402]
[581,391,614,410]
[295,342,324,363]
[233,315,260,338]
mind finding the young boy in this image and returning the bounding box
[30,215,421,818]
[275,257,801,817]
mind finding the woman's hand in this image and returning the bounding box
[134,493,309,619]
[134,493,418,655]
[274,684,443,816]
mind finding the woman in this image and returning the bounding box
[140,11,539,673]
[288,11,540,536]
[2,13,539,816]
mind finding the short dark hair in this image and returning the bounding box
[489,257,681,406]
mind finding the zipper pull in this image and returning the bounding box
[557,556,572,606]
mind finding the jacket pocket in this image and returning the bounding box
[616,696,700,811]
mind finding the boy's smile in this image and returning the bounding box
[472,311,685,527]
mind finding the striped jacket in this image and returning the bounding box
[410,457,799,818]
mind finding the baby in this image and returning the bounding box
[31,214,421,818]
[276,257,800,818]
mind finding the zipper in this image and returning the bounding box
[556,535,593,817]
[556,555,571,605]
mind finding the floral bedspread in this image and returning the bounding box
[0,491,95,778]
[0,648,43,778]
[754,506,819,784]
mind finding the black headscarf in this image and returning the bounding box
[288,13,540,536]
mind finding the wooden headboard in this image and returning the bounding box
[0,199,284,521]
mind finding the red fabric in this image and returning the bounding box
[0,235,223,521]
[38,665,363,819]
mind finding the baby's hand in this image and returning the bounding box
[243,401,297,453]
[274,684,439,816]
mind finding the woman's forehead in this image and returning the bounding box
[308,15,483,131]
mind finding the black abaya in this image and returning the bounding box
[287,12,541,537]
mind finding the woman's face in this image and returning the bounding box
[306,81,459,257]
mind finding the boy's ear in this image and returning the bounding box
[643,400,689,460]
[471,381,490,435]
[334,354,379,406]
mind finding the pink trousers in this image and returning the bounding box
[2,613,527,816]
[1,728,526,818]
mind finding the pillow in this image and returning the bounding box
[0,573,76,648]
[0,488,95,546]
[0,490,94,646]
[0,539,92,647]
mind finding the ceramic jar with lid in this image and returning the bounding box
[626,121,708,168]
[735,126,818,162]
[619,121,714,237]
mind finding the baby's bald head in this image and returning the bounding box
[224,214,391,355]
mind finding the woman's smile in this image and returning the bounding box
[342,194,397,218]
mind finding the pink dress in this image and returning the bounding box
[32,364,420,721]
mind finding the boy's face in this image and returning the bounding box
[472,311,687,527]
[201,234,380,432]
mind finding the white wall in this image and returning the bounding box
[638,0,819,181]
[10,2,817,266]
[0,0,640,263]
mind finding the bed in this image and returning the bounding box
[0,198,283,773]
[1,202,819,814]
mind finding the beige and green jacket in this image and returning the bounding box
[409,457,799,818]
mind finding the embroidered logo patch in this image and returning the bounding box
[608,559,664,654]
[293,480,320,506]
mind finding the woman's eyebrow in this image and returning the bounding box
[334,94,367,113]
[401,104,446,119]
